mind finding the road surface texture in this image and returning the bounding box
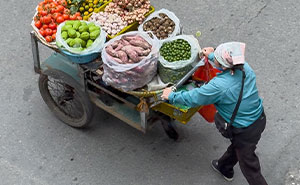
[0,0,299,184]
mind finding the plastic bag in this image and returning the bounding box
[158,35,201,83]
[193,57,220,123]
[101,31,159,92]
[138,9,181,42]
[56,20,106,54]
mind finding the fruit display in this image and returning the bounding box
[160,39,191,62]
[105,35,152,64]
[33,0,83,43]
[142,13,175,40]
[104,0,151,24]
[89,12,127,36]
[59,20,101,50]
[66,0,109,21]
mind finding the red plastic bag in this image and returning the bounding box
[192,57,220,123]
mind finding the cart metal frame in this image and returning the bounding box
[31,31,202,140]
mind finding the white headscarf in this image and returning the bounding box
[214,42,246,68]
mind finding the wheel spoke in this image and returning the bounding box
[46,77,84,120]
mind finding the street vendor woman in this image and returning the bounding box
[161,42,268,185]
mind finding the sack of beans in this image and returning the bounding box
[102,31,159,92]
[158,35,201,83]
[138,9,181,41]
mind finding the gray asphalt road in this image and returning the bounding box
[0,0,300,184]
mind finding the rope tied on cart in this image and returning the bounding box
[137,98,149,114]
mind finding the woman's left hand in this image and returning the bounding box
[161,87,173,100]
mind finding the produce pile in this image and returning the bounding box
[59,20,101,50]
[102,32,158,91]
[104,0,151,24]
[89,12,127,36]
[66,0,110,20]
[105,35,152,64]
[33,0,83,43]
[142,13,175,40]
[158,35,200,84]
[160,39,191,62]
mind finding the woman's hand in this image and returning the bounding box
[161,87,173,100]
[201,47,214,57]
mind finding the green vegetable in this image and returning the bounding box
[65,21,74,26]
[72,20,81,30]
[78,25,89,33]
[66,38,73,45]
[88,22,95,27]
[90,30,100,40]
[89,26,100,33]
[86,39,93,48]
[160,39,191,62]
[81,22,87,26]
[81,40,87,48]
[73,38,83,48]
[68,28,77,38]
[76,32,81,38]
[69,39,76,47]
[80,32,90,41]
[61,25,72,32]
[61,31,68,40]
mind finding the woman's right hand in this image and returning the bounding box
[201,47,214,57]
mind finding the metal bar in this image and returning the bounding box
[87,80,137,109]
[174,58,205,90]
[30,31,41,73]
[140,112,147,130]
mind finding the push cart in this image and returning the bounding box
[30,31,204,141]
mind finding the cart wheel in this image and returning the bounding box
[39,69,94,128]
[160,115,179,141]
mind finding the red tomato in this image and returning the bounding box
[45,36,53,42]
[44,4,51,10]
[69,15,77,20]
[35,21,42,29]
[77,16,82,20]
[48,22,57,30]
[59,0,67,6]
[57,5,64,13]
[45,0,53,3]
[45,28,53,36]
[37,6,43,13]
[38,1,45,6]
[56,16,64,23]
[42,24,49,29]
[52,12,61,20]
[63,8,70,15]
[50,8,58,14]
[39,29,46,37]
[75,12,81,17]
[49,2,57,8]
[52,29,57,34]
[41,15,52,24]
[62,14,69,20]
[40,10,48,16]
[52,33,56,40]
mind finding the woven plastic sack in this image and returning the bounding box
[101,31,159,92]
[138,9,181,42]
[158,35,201,83]
[56,20,106,54]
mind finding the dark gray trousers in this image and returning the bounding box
[218,111,268,185]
